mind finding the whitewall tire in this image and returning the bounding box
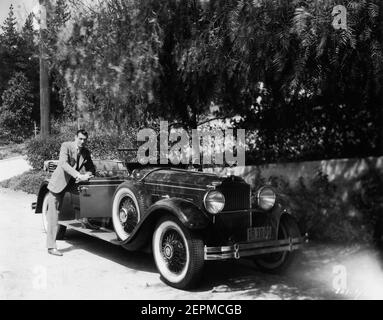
[112,187,141,241]
[152,215,204,289]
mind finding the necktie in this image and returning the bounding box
[76,149,81,170]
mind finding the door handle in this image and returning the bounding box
[78,186,89,192]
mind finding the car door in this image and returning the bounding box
[78,178,124,218]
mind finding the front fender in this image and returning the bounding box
[146,198,210,230]
[270,202,285,223]
[271,202,300,239]
[120,197,210,251]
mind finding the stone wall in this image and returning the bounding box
[205,156,383,185]
[204,156,383,209]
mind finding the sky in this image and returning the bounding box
[0,0,38,29]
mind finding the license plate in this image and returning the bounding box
[247,226,272,241]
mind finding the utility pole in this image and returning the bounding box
[380,1,383,155]
[39,0,50,138]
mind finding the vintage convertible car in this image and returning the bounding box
[32,151,304,289]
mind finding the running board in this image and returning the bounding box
[59,220,121,245]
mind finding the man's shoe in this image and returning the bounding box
[48,248,63,256]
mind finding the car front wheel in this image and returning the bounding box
[152,215,204,289]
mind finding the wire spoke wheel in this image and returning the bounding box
[153,215,204,289]
[119,197,139,234]
[112,187,141,241]
[161,230,187,275]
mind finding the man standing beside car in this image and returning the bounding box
[46,129,96,256]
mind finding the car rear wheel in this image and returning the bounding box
[112,186,141,241]
[152,215,204,289]
[253,215,300,274]
[42,193,66,239]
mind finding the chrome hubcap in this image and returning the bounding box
[164,244,174,259]
[119,208,128,223]
[118,197,139,234]
[161,230,186,274]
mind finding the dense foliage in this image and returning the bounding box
[252,170,382,243]
[0,170,51,195]
[25,123,136,170]
[0,72,34,141]
[0,0,382,162]
[0,6,39,127]
[45,0,382,163]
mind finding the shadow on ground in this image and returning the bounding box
[59,230,383,299]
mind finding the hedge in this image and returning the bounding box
[25,131,136,170]
[251,170,383,243]
[0,170,50,195]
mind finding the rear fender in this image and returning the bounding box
[34,181,75,221]
[35,181,49,214]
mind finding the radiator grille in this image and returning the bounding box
[219,183,250,211]
[213,182,251,242]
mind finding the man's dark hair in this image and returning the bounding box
[76,129,88,138]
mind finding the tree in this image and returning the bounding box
[287,1,382,159]
[378,0,383,153]
[49,0,162,131]
[0,4,19,48]
[0,6,40,124]
[21,13,37,54]
[150,0,220,129]
[19,13,40,123]
[205,0,383,163]
[0,5,22,105]
[0,72,34,141]
[46,0,383,163]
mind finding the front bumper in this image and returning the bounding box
[204,236,304,260]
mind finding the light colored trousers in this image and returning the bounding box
[46,191,64,249]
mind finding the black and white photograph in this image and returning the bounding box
[0,0,383,304]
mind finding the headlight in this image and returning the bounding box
[203,190,225,214]
[257,186,276,210]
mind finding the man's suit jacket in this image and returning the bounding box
[48,141,96,194]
